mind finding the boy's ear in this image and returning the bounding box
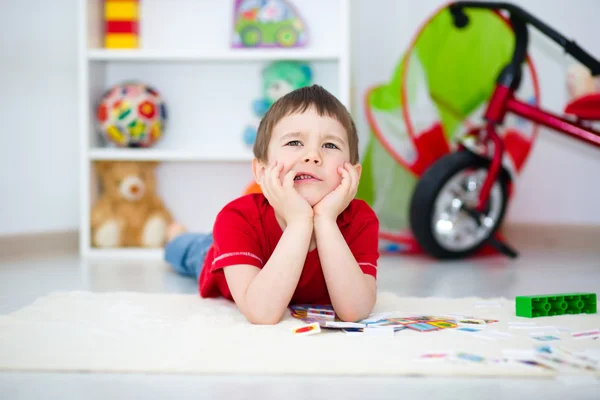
[252,158,267,185]
[354,163,362,180]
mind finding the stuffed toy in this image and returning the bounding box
[91,161,173,248]
[567,63,600,99]
[243,60,313,146]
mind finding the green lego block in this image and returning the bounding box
[515,293,597,318]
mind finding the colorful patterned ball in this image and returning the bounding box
[96,82,167,148]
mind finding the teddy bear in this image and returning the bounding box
[242,60,313,147]
[91,161,173,248]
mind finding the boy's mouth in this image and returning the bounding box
[294,172,321,182]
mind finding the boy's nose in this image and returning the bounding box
[302,151,321,165]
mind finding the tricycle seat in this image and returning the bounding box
[564,93,600,120]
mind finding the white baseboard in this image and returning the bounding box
[502,223,600,251]
[0,224,598,261]
[0,230,78,261]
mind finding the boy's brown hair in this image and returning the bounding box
[253,84,359,164]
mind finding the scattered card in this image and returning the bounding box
[455,352,486,363]
[342,327,364,336]
[361,312,393,323]
[455,327,482,333]
[292,322,321,336]
[417,352,450,362]
[516,359,555,371]
[532,335,561,342]
[509,322,538,329]
[307,308,335,320]
[364,327,395,337]
[458,319,487,326]
[325,321,365,328]
[405,322,440,332]
[572,329,600,340]
[473,330,512,341]
[427,320,458,329]
[529,326,561,336]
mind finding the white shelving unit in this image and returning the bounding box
[78,0,351,260]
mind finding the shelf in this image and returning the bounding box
[87,248,165,261]
[87,49,341,62]
[89,148,253,162]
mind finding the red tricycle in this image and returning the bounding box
[409,1,600,259]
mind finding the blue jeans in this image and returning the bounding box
[164,232,213,280]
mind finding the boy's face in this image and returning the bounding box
[254,106,360,207]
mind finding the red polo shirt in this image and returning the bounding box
[198,193,379,305]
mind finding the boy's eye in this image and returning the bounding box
[323,143,339,149]
[286,140,302,146]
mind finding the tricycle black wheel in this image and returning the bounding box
[409,150,510,259]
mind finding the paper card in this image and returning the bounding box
[529,327,561,336]
[361,312,394,323]
[579,348,600,362]
[405,322,440,332]
[538,347,599,371]
[292,322,321,336]
[473,330,512,341]
[342,327,364,336]
[532,335,561,342]
[367,321,407,329]
[363,327,395,337]
[386,318,420,324]
[307,308,335,320]
[428,320,458,329]
[529,329,560,336]
[417,352,451,362]
[454,352,486,363]
[458,319,487,326]
[572,329,600,340]
[402,317,431,322]
[455,326,482,333]
[325,321,365,329]
[516,359,555,371]
[441,313,467,320]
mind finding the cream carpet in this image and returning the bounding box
[1,291,599,377]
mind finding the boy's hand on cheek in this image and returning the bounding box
[313,162,359,221]
[260,161,313,226]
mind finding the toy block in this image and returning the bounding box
[104,0,139,48]
[516,293,597,318]
[105,1,139,21]
[105,33,138,49]
[106,20,139,34]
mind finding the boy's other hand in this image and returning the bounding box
[313,162,359,221]
[260,161,313,226]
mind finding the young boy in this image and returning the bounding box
[164,85,379,325]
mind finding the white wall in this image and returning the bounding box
[351,0,600,225]
[0,0,599,237]
[0,0,79,236]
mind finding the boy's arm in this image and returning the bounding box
[313,216,377,322]
[224,220,312,325]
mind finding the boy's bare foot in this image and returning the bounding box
[166,222,187,242]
